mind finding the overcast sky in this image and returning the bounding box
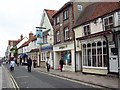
[0,0,70,57]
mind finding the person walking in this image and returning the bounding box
[33,59,37,68]
[46,57,50,72]
[9,57,15,71]
[27,57,32,72]
[59,57,64,72]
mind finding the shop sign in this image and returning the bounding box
[59,45,67,49]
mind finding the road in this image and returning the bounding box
[3,64,98,89]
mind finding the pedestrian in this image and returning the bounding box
[33,59,37,68]
[27,57,32,72]
[9,57,15,71]
[59,57,64,72]
[46,57,50,72]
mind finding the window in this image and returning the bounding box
[55,16,60,25]
[77,5,82,11]
[61,51,71,65]
[42,52,46,61]
[103,15,114,31]
[82,41,107,67]
[64,27,69,40]
[83,25,90,36]
[63,10,69,20]
[56,30,60,42]
[43,35,47,43]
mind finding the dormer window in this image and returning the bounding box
[77,5,82,11]
[103,15,113,31]
[63,10,69,20]
[83,24,90,36]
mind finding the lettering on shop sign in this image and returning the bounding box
[59,45,67,49]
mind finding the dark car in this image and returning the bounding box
[21,62,28,66]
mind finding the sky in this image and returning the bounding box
[0,0,70,57]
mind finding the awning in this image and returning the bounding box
[20,53,28,58]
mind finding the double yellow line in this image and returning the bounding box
[3,66,20,90]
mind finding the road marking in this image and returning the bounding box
[37,70,103,89]
[16,76,29,78]
[3,66,20,90]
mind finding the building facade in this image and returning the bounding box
[74,2,120,75]
[53,2,93,71]
[38,9,56,68]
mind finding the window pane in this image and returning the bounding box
[92,49,96,55]
[87,43,91,47]
[98,55,102,67]
[88,49,91,66]
[92,43,96,47]
[97,42,101,46]
[103,41,106,45]
[109,16,113,24]
[103,55,107,67]
[104,18,108,25]
[103,48,106,54]
[92,56,96,67]
[105,26,109,30]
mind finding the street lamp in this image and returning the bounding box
[36,27,46,67]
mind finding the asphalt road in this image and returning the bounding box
[4,64,97,89]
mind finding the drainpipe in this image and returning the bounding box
[73,30,77,72]
[104,35,110,73]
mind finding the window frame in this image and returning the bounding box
[64,27,69,40]
[83,24,90,36]
[103,15,114,31]
[55,16,60,25]
[63,9,69,20]
[56,30,60,42]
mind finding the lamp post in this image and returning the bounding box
[36,27,46,67]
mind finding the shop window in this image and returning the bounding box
[61,51,71,65]
[97,42,102,67]
[83,44,87,66]
[87,49,91,66]
[92,43,96,67]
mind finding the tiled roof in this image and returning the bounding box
[19,35,35,49]
[45,9,57,25]
[74,2,120,28]
[8,39,21,46]
[52,1,73,17]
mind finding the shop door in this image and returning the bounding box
[76,52,81,71]
[109,45,118,73]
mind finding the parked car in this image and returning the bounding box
[21,62,28,66]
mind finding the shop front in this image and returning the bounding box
[53,42,75,71]
[79,33,118,75]
[41,45,53,68]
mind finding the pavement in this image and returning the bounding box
[30,66,119,89]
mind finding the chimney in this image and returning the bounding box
[29,32,33,39]
[20,34,23,40]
